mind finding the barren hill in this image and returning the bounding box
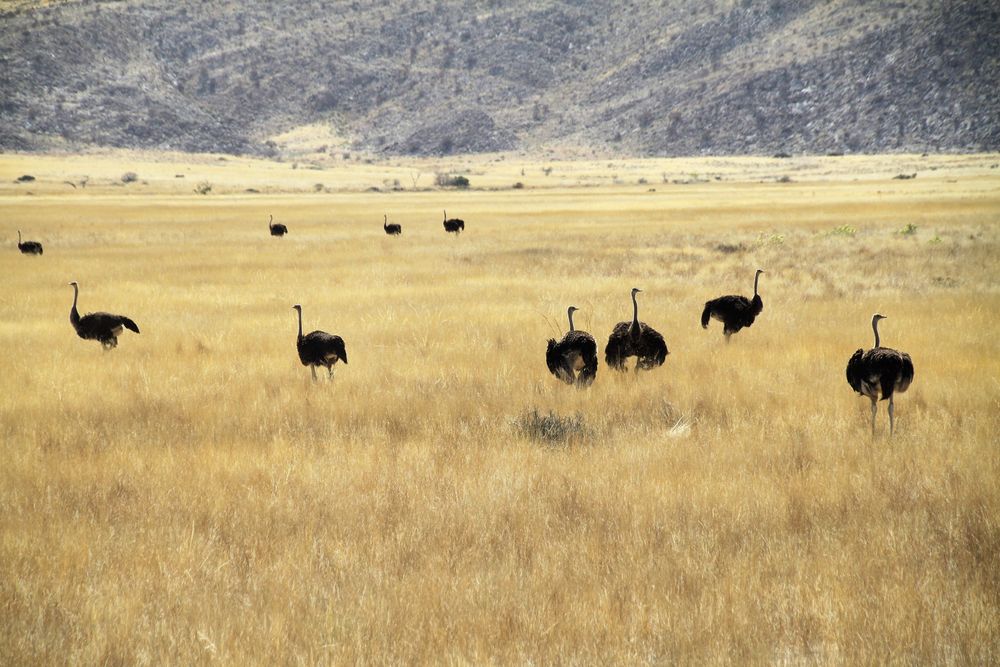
[1,0,997,157]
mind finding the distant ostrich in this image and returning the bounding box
[443,210,465,234]
[268,214,288,237]
[292,304,347,381]
[846,313,914,436]
[383,214,402,235]
[701,268,765,342]
[546,306,598,386]
[17,230,43,255]
[68,281,140,350]
[605,288,668,371]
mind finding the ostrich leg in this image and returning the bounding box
[888,396,895,436]
[311,366,318,382]
[870,398,878,435]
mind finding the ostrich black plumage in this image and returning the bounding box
[268,214,288,237]
[383,215,402,235]
[701,268,765,342]
[605,288,668,372]
[68,281,140,349]
[443,210,464,234]
[546,306,598,386]
[17,230,43,255]
[846,313,914,436]
[293,304,347,381]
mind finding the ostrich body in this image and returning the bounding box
[443,210,464,234]
[268,214,288,237]
[846,314,914,435]
[605,288,668,371]
[701,269,764,342]
[17,230,43,255]
[383,215,402,235]
[68,281,140,349]
[293,304,347,381]
[546,306,598,386]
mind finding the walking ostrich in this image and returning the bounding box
[443,210,464,234]
[383,214,402,235]
[605,288,668,371]
[701,268,765,342]
[292,304,347,381]
[546,306,598,386]
[846,313,914,436]
[268,214,288,237]
[17,230,43,255]
[68,281,140,349]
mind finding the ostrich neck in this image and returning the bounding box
[70,286,79,322]
[18,231,21,243]
[630,294,639,334]
[872,318,881,348]
[754,272,760,297]
[297,310,303,339]
[567,309,575,332]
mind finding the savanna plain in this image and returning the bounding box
[1,153,999,664]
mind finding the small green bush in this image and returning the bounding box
[897,223,918,236]
[829,225,857,237]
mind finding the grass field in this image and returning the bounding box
[2,151,999,664]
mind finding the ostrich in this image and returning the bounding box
[846,313,914,436]
[701,268,765,342]
[292,304,347,381]
[546,306,598,386]
[68,281,140,349]
[268,214,288,237]
[17,230,43,255]
[605,288,668,372]
[383,214,402,235]
[443,210,465,234]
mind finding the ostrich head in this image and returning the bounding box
[68,280,79,288]
[292,304,302,312]
[631,287,642,297]
[568,306,579,315]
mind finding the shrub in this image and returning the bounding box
[121,172,138,183]
[514,409,588,445]
[829,224,857,237]
[754,232,784,247]
[194,181,212,195]
[435,173,470,188]
[897,223,918,236]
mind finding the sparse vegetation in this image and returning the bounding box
[897,223,918,236]
[193,180,212,194]
[121,171,138,183]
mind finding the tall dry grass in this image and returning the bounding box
[1,155,998,663]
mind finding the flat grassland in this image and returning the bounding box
[1,152,998,664]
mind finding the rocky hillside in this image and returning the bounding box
[1,0,997,157]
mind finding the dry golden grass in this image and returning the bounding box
[1,152,999,664]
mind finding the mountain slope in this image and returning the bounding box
[1,0,997,157]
